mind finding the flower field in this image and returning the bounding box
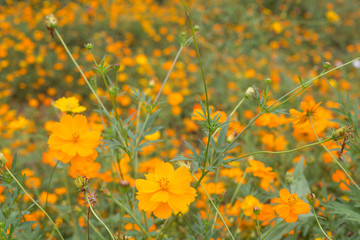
[1,0,360,239]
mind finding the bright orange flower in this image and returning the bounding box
[135,162,197,219]
[48,115,101,160]
[53,97,86,113]
[273,189,310,223]
[289,99,322,126]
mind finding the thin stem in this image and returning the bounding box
[256,214,261,240]
[193,174,235,240]
[54,28,127,146]
[181,0,212,169]
[309,117,360,192]
[312,207,333,240]
[268,56,360,111]
[110,197,152,239]
[226,137,332,164]
[230,172,247,205]
[4,166,64,240]
[194,170,209,189]
[45,160,60,211]
[261,220,284,240]
[155,215,172,240]
[153,46,184,106]
[180,212,197,238]
[87,206,90,240]
[86,194,115,240]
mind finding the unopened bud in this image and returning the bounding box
[120,180,130,189]
[323,61,331,69]
[332,127,346,141]
[74,176,89,190]
[0,152,7,167]
[285,172,293,185]
[265,78,272,84]
[245,87,255,98]
[253,206,260,215]
[84,43,93,50]
[149,79,156,88]
[306,193,316,206]
[194,25,200,32]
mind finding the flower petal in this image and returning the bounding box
[155,162,174,181]
[151,190,169,203]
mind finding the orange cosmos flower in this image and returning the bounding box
[54,97,86,113]
[135,162,197,219]
[289,99,322,126]
[273,189,310,223]
[48,115,101,161]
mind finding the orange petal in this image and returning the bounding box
[153,202,172,219]
[292,201,310,215]
[155,162,174,181]
[135,179,160,193]
[285,211,298,223]
[151,190,169,203]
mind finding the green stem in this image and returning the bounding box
[312,207,333,240]
[45,161,60,211]
[155,215,172,240]
[4,166,64,240]
[261,220,284,240]
[268,56,360,111]
[256,214,261,240]
[193,174,235,240]
[153,46,184,106]
[64,168,80,239]
[86,193,115,240]
[194,170,209,189]
[309,117,360,192]
[110,197,152,239]
[180,212,197,238]
[230,172,247,205]
[226,137,332,165]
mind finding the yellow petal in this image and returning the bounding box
[151,190,169,203]
[155,162,174,181]
[153,202,172,219]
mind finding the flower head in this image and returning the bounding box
[48,114,101,162]
[135,162,197,219]
[273,189,310,223]
[289,99,322,126]
[54,97,86,113]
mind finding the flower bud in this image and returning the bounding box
[74,176,89,190]
[306,193,316,206]
[265,78,272,85]
[245,87,255,98]
[332,127,346,141]
[120,180,130,190]
[323,61,331,69]
[0,152,7,167]
[45,14,58,29]
[285,172,293,185]
[253,206,260,215]
[194,25,200,32]
[84,43,93,50]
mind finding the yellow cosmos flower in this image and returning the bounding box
[48,115,101,160]
[289,99,322,126]
[54,97,86,113]
[135,162,197,219]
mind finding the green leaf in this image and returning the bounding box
[290,157,310,199]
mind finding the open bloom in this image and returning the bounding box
[48,115,101,162]
[289,99,322,126]
[273,189,310,223]
[54,97,86,113]
[135,162,197,219]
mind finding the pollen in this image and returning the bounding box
[158,177,169,190]
[287,195,297,206]
[72,132,80,143]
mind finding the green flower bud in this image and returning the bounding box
[45,14,58,29]
[0,152,7,167]
[306,193,316,206]
[84,43,94,50]
[323,61,331,69]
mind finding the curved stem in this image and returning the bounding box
[312,207,333,240]
[192,174,235,240]
[5,166,64,240]
[45,160,60,211]
[268,56,360,111]
[110,197,152,239]
[230,172,247,205]
[86,194,115,240]
[153,46,184,106]
[226,137,332,164]
[261,219,284,240]
[309,117,360,192]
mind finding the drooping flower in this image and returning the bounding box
[48,114,101,162]
[54,97,86,113]
[289,99,322,126]
[272,189,310,223]
[135,162,197,219]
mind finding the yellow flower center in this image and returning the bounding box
[287,195,297,206]
[72,132,80,143]
[158,177,169,190]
